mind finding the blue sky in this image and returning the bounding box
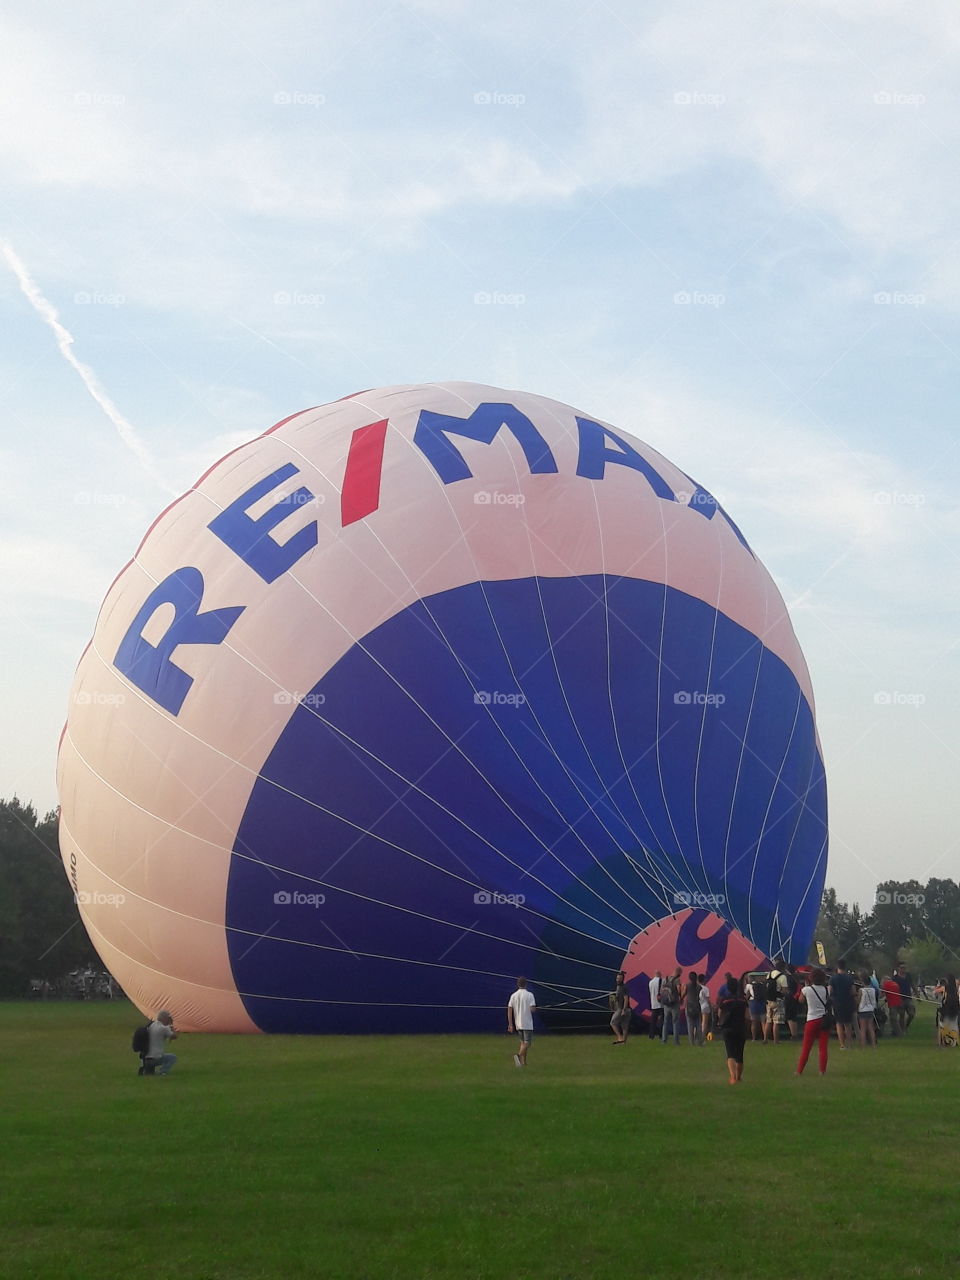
[2,0,958,908]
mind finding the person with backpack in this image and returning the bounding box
[796,969,832,1075]
[763,960,789,1044]
[142,1010,178,1076]
[660,967,682,1045]
[716,976,749,1083]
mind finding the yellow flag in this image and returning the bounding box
[816,940,827,966]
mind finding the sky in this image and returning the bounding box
[1,0,958,911]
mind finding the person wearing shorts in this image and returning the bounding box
[857,971,878,1048]
[830,960,857,1048]
[746,979,765,1041]
[507,977,537,1068]
[764,962,789,1043]
[716,977,749,1084]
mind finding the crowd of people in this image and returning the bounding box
[505,958,958,1082]
[29,968,123,1000]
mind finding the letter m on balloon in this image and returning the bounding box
[113,568,244,715]
[413,402,558,484]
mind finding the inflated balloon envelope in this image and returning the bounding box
[58,382,827,1032]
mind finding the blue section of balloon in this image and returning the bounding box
[226,575,826,1033]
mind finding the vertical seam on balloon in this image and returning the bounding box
[743,685,803,946]
[718,634,766,939]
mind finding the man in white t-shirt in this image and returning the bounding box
[144,1010,178,1076]
[648,970,663,1039]
[507,977,537,1068]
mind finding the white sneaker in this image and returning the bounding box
[513,1053,522,1068]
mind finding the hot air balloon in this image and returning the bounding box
[57,382,827,1032]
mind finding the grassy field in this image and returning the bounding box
[1,1001,957,1280]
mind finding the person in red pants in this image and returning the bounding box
[796,968,831,1075]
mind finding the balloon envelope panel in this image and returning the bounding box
[57,382,827,1032]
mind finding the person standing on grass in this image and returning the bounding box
[934,974,960,1047]
[144,1010,178,1076]
[698,973,712,1044]
[881,974,902,1037]
[895,964,916,1032]
[716,977,749,1084]
[648,969,663,1040]
[745,975,765,1041]
[784,965,802,1042]
[507,977,536,1068]
[796,969,831,1076]
[683,971,702,1045]
[610,970,631,1044]
[763,960,788,1044]
[660,967,682,1045]
[830,959,857,1050]
[857,971,878,1048]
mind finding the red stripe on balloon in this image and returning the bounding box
[341,419,388,526]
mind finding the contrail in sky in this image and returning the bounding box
[3,242,170,491]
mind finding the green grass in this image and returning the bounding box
[1,1001,957,1280]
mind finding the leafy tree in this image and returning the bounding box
[870,879,927,958]
[0,797,99,995]
[920,878,960,956]
[899,935,949,986]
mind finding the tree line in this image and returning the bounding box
[0,798,99,996]
[0,795,955,995]
[811,880,960,982]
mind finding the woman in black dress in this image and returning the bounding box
[717,976,749,1084]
